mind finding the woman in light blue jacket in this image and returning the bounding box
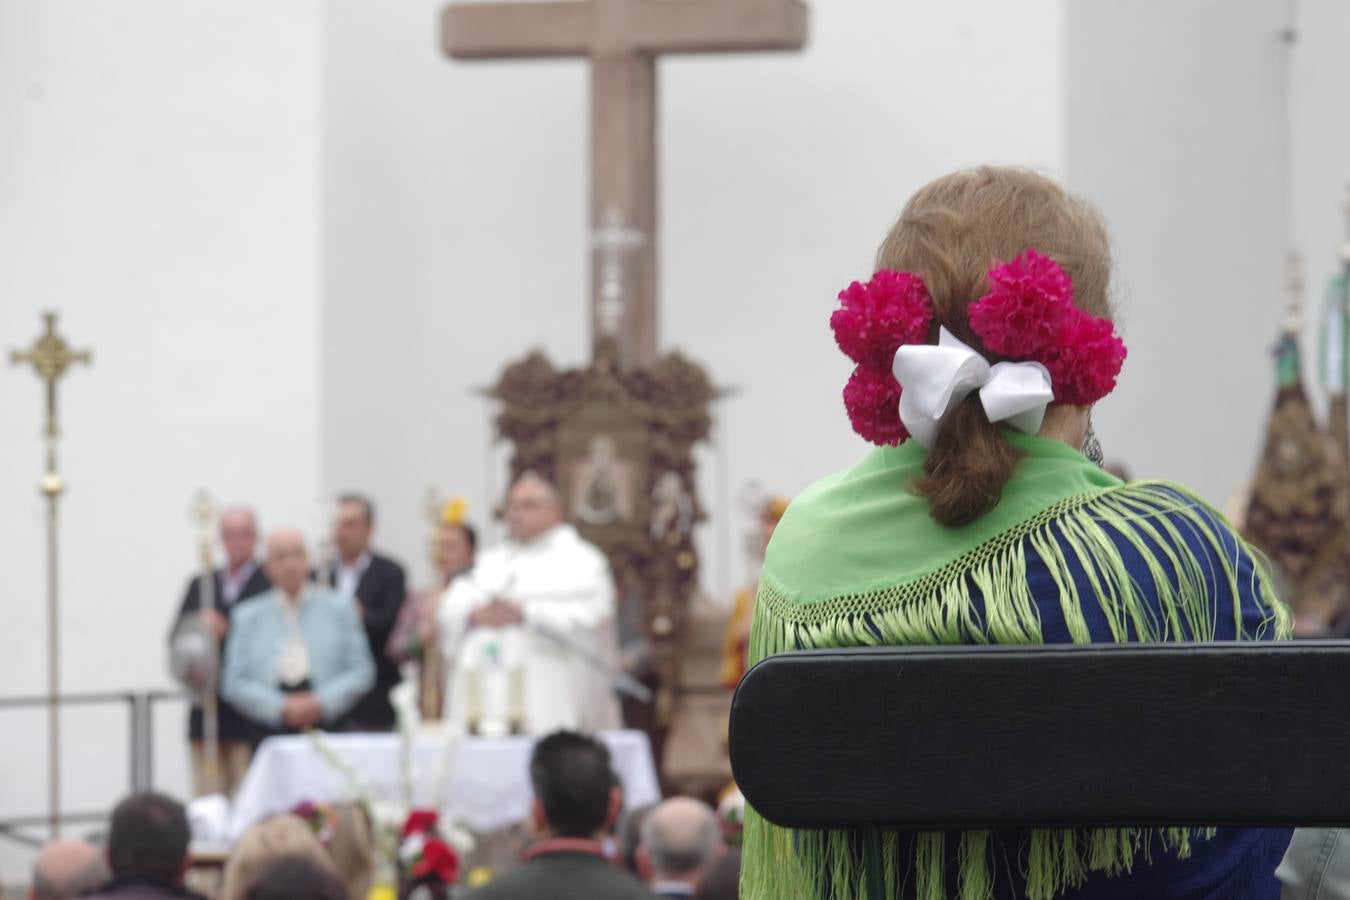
[222,529,374,740]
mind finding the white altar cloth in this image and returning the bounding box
[228,729,660,840]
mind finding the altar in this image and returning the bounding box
[227,729,661,840]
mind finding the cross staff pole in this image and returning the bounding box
[9,311,92,838]
[422,486,446,721]
[188,490,221,793]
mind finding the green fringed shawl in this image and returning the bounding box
[740,432,1292,900]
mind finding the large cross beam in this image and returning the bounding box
[442,0,808,369]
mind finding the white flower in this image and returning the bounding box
[398,831,427,862]
[445,824,477,855]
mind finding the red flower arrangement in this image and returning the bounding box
[968,249,1126,406]
[842,365,906,446]
[831,270,934,370]
[831,270,934,446]
[1039,307,1129,406]
[402,809,439,838]
[397,808,460,897]
[831,249,1126,445]
[967,249,1072,359]
[412,838,461,884]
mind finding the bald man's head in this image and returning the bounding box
[639,796,723,883]
[30,839,109,900]
[219,506,258,569]
[506,472,564,543]
[264,529,310,597]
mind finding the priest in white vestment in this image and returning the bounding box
[439,472,622,735]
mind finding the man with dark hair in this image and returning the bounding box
[84,792,204,899]
[466,731,656,899]
[28,839,110,899]
[329,493,407,731]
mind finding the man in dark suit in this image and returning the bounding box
[330,493,407,731]
[168,506,270,797]
[466,731,657,900]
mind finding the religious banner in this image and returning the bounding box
[1245,251,1350,631]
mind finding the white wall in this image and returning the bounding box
[0,0,321,878]
[321,0,1066,598]
[1064,0,1350,506]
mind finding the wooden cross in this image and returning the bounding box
[10,311,92,447]
[442,0,809,370]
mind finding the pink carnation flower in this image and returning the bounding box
[830,270,934,370]
[1046,312,1127,406]
[968,248,1125,405]
[969,249,1073,358]
[987,248,1073,303]
[843,365,906,446]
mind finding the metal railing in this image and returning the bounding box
[0,689,186,848]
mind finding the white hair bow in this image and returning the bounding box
[893,327,1055,449]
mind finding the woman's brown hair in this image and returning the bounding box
[875,167,1114,527]
[220,815,337,900]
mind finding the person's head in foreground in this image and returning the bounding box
[846,164,1116,526]
[29,839,110,900]
[528,730,621,840]
[326,803,374,900]
[99,792,191,890]
[220,815,337,900]
[243,855,347,900]
[738,166,1293,900]
[464,731,655,900]
[637,797,724,891]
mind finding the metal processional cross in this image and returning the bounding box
[441,0,809,370]
[10,311,92,836]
